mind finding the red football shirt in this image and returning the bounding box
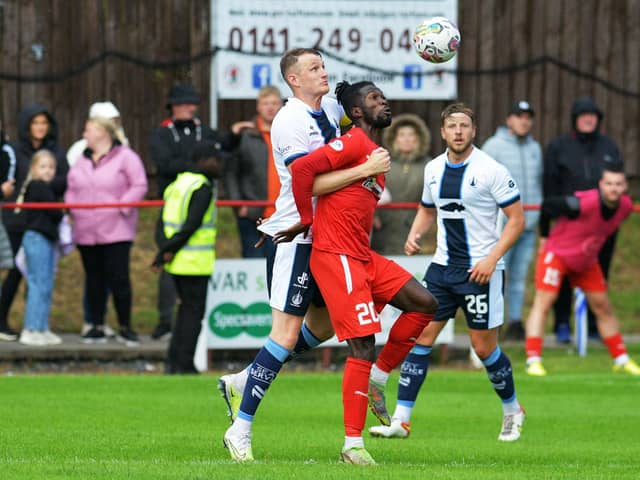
[312,127,384,261]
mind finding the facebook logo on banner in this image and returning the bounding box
[252,64,271,88]
[403,65,422,90]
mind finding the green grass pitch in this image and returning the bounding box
[1,346,639,479]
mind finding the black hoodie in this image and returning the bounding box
[540,98,623,236]
[3,104,69,233]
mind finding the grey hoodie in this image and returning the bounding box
[482,126,542,230]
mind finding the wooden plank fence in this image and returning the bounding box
[1,0,639,188]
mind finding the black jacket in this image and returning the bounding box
[540,99,623,236]
[149,118,237,197]
[23,180,64,241]
[2,104,69,233]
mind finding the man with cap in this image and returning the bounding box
[482,100,542,341]
[541,97,624,343]
[149,83,248,342]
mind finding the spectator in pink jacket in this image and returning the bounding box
[65,116,148,345]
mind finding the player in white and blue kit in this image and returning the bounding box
[221,48,391,462]
[369,103,527,442]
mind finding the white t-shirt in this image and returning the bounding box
[421,146,520,269]
[257,96,343,242]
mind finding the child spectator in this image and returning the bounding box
[16,150,64,346]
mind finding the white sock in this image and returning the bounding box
[526,356,542,365]
[614,353,630,366]
[230,416,252,435]
[343,436,364,450]
[235,366,250,391]
[370,364,389,386]
[393,404,413,424]
[502,399,521,416]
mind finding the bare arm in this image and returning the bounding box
[469,200,525,284]
[404,206,437,255]
[310,147,390,196]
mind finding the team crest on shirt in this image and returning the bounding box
[329,139,344,151]
[362,177,383,197]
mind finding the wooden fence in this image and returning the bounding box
[1,0,639,187]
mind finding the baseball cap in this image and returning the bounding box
[89,101,121,119]
[509,100,534,116]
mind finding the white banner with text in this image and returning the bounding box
[213,0,458,99]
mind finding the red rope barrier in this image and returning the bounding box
[1,200,639,212]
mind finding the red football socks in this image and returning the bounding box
[375,312,433,373]
[525,336,543,359]
[603,333,627,359]
[342,357,372,437]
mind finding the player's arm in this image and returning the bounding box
[469,200,525,284]
[272,148,334,243]
[404,205,437,255]
[311,147,390,196]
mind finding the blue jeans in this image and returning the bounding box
[22,230,56,331]
[503,229,537,323]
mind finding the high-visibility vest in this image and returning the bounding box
[163,172,216,275]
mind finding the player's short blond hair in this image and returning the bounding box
[441,102,476,126]
[279,48,322,86]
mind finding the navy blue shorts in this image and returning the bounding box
[423,263,504,330]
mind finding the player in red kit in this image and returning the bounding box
[525,166,639,376]
[274,81,438,465]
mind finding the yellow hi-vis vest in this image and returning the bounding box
[163,172,216,275]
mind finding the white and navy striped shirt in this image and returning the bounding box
[421,146,520,269]
[258,96,343,242]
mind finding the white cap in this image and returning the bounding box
[89,101,120,119]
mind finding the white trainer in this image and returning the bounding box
[369,419,410,438]
[498,408,525,441]
[223,426,254,462]
[42,330,62,345]
[19,329,46,346]
[218,374,244,423]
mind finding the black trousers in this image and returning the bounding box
[78,242,132,328]
[0,231,24,327]
[157,269,177,326]
[167,274,209,374]
[553,230,618,334]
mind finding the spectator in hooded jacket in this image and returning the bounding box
[0,104,68,341]
[483,101,542,341]
[541,98,624,343]
[148,83,249,340]
[65,116,147,345]
[370,113,432,256]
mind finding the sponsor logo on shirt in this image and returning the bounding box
[329,139,344,151]
[362,177,383,197]
[440,202,466,212]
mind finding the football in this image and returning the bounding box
[413,17,461,63]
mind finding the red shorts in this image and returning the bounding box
[534,249,607,293]
[310,249,413,341]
